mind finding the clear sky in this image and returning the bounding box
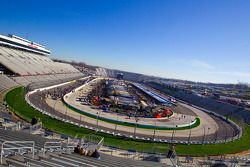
[1,0,250,83]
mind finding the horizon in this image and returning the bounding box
[1,0,250,84]
[52,57,250,85]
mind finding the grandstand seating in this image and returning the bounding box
[3,152,167,167]
[0,128,167,167]
[0,45,85,87]
[0,46,79,76]
[96,67,144,82]
[0,75,19,90]
[0,74,19,124]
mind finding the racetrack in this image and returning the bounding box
[26,77,240,143]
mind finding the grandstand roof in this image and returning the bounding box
[0,34,50,56]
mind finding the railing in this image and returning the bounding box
[43,141,62,153]
[66,138,79,149]
[0,121,21,131]
[0,140,35,164]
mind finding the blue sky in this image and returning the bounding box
[1,0,250,83]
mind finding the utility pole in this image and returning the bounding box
[153,121,156,141]
[134,118,139,138]
[171,121,175,143]
[115,114,118,133]
[214,124,218,143]
[188,120,192,145]
[202,125,206,145]
[207,127,210,142]
[224,126,228,143]
[96,112,99,131]
[65,105,68,119]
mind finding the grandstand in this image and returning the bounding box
[0,127,168,167]
[96,67,145,82]
[0,34,84,87]
[0,74,19,91]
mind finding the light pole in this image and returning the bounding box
[134,118,139,138]
[153,121,156,141]
[202,125,206,144]
[171,121,175,143]
[188,119,192,145]
[224,126,228,143]
[114,114,118,133]
[207,127,211,142]
[39,96,43,111]
[53,99,58,112]
[214,124,218,143]
[96,112,99,131]
[65,105,68,119]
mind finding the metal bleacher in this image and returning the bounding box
[0,74,18,89]
[0,45,85,87]
[0,128,167,167]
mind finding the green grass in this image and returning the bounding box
[5,86,250,156]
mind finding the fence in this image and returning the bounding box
[0,141,35,164]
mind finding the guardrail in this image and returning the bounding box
[0,140,35,164]
[189,104,242,141]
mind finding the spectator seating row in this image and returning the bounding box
[0,45,86,87]
[0,74,19,90]
[0,46,79,76]
[0,128,166,167]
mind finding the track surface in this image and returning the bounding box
[27,77,239,143]
[28,91,237,143]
